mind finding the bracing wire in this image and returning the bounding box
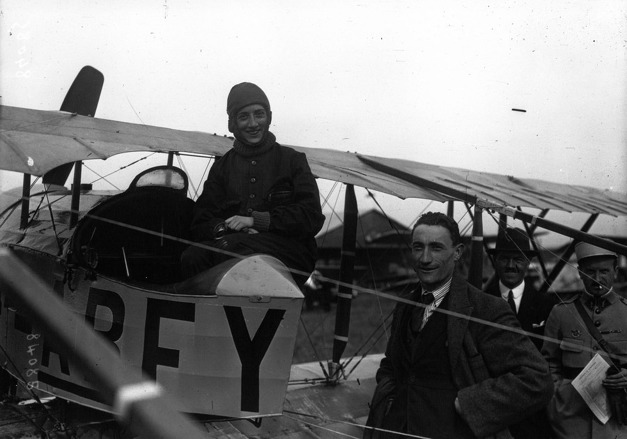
[295,316,330,382]
[187,155,214,200]
[87,153,158,187]
[284,410,433,439]
[341,309,394,377]
[82,163,120,190]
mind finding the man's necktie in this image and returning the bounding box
[411,292,435,333]
[507,290,517,314]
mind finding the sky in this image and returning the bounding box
[1,0,626,243]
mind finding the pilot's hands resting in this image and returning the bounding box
[225,215,254,232]
[603,367,627,390]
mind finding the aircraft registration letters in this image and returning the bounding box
[0,250,302,419]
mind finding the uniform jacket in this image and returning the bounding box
[484,279,555,351]
[542,291,627,439]
[190,132,324,250]
[370,273,553,438]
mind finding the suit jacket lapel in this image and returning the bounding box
[447,273,473,372]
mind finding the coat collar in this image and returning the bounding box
[232,131,276,157]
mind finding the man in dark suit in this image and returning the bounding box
[485,227,555,351]
[365,213,552,439]
[484,227,555,438]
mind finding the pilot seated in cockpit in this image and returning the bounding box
[181,82,325,287]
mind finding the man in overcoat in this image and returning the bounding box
[365,212,553,439]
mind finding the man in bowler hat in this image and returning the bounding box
[484,227,555,438]
[485,227,555,350]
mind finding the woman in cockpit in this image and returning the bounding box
[181,82,325,287]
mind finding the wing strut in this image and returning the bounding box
[70,161,82,229]
[538,213,599,295]
[20,174,30,229]
[447,200,454,217]
[0,249,207,439]
[519,209,550,280]
[329,184,358,381]
[467,205,484,289]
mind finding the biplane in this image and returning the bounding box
[0,66,626,438]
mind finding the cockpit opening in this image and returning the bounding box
[71,166,194,285]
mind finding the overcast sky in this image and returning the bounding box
[1,0,625,240]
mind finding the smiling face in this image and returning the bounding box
[230,104,270,145]
[578,255,617,297]
[495,251,530,289]
[411,224,464,291]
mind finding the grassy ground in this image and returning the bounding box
[292,291,398,365]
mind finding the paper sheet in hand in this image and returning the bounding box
[572,353,611,424]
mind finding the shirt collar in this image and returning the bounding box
[499,280,525,300]
[582,288,615,303]
[423,277,453,307]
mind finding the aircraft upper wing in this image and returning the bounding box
[0,105,445,201]
[2,105,626,216]
[354,155,627,217]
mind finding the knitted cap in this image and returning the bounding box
[226,82,270,116]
